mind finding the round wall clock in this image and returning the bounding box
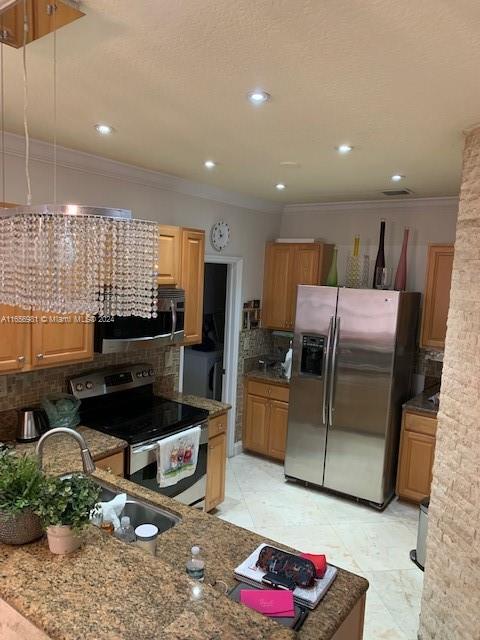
[210,220,231,252]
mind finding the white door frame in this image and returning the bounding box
[179,254,243,458]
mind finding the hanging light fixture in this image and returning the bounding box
[0,1,160,319]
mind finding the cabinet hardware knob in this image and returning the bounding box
[36,353,44,360]
[106,467,112,473]
[17,355,25,363]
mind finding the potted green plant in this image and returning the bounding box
[35,473,101,555]
[0,453,44,545]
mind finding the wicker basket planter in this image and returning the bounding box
[0,509,44,545]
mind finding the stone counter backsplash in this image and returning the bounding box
[0,345,180,434]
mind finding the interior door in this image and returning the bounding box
[284,285,338,486]
[323,289,399,504]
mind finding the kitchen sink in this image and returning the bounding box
[61,474,181,535]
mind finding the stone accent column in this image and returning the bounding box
[419,127,480,638]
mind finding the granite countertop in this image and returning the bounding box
[0,433,368,640]
[403,386,440,417]
[163,392,231,418]
[245,369,290,386]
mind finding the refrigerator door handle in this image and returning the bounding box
[322,316,334,425]
[328,317,340,427]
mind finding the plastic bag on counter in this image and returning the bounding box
[41,393,81,429]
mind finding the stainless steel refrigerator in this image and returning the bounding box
[284,286,420,509]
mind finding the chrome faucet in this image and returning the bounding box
[35,427,96,474]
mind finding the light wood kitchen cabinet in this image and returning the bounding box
[0,305,31,373]
[262,242,333,331]
[158,225,181,286]
[95,450,125,477]
[421,244,454,350]
[180,228,205,345]
[30,312,93,369]
[243,379,290,461]
[205,412,228,512]
[0,308,93,374]
[396,409,437,503]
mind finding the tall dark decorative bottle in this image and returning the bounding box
[372,220,386,289]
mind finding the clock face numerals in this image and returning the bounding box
[211,221,231,252]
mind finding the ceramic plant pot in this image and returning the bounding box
[0,509,44,545]
[46,525,81,555]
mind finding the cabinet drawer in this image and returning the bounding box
[208,413,227,438]
[95,450,125,477]
[404,411,437,437]
[247,380,290,403]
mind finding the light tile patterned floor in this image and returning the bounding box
[216,452,423,640]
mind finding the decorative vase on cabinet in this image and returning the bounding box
[373,220,386,289]
[326,246,338,287]
[394,228,409,291]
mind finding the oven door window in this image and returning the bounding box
[129,441,207,500]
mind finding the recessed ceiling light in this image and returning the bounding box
[336,144,353,154]
[95,123,114,135]
[391,174,405,182]
[275,183,286,191]
[204,160,216,169]
[279,161,300,168]
[247,90,271,105]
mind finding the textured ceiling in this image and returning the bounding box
[2,0,480,203]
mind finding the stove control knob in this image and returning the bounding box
[142,370,148,377]
[148,368,154,376]
[85,381,93,390]
[136,371,143,379]
[75,383,84,392]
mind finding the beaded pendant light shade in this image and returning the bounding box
[0,205,160,318]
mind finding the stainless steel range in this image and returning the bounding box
[69,364,209,508]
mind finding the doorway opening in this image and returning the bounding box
[183,263,227,401]
[180,255,243,458]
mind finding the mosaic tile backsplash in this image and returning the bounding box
[0,346,180,436]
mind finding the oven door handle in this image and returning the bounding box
[170,299,177,342]
[131,442,159,455]
[131,422,209,455]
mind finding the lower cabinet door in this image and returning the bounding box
[267,400,289,461]
[244,394,269,455]
[95,451,125,477]
[205,432,226,512]
[397,429,436,502]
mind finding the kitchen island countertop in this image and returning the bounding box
[0,426,367,640]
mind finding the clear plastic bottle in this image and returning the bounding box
[186,545,205,581]
[114,516,136,543]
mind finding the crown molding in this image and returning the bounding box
[283,196,459,214]
[2,132,282,214]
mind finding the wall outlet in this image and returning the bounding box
[0,376,7,398]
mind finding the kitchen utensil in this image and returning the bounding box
[16,407,49,443]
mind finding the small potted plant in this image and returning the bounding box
[35,473,100,555]
[0,453,44,545]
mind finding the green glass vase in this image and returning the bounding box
[326,246,338,287]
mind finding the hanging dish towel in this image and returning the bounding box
[156,426,201,488]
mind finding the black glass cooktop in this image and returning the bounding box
[79,386,209,445]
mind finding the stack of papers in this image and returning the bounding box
[234,543,338,609]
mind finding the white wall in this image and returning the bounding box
[2,135,282,302]
[280,198,458,292]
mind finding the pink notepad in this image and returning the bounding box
[240,589,295,617]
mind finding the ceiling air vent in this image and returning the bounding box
[382,188,414,197]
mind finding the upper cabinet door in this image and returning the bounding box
[287,244,323,330]
[421,244,454,349]
[262,243,333,331]
[262,243,294,330]
[157,225,181,286]
[180,228,205,345]
[31,313,93,368]
[0,305,31,373]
